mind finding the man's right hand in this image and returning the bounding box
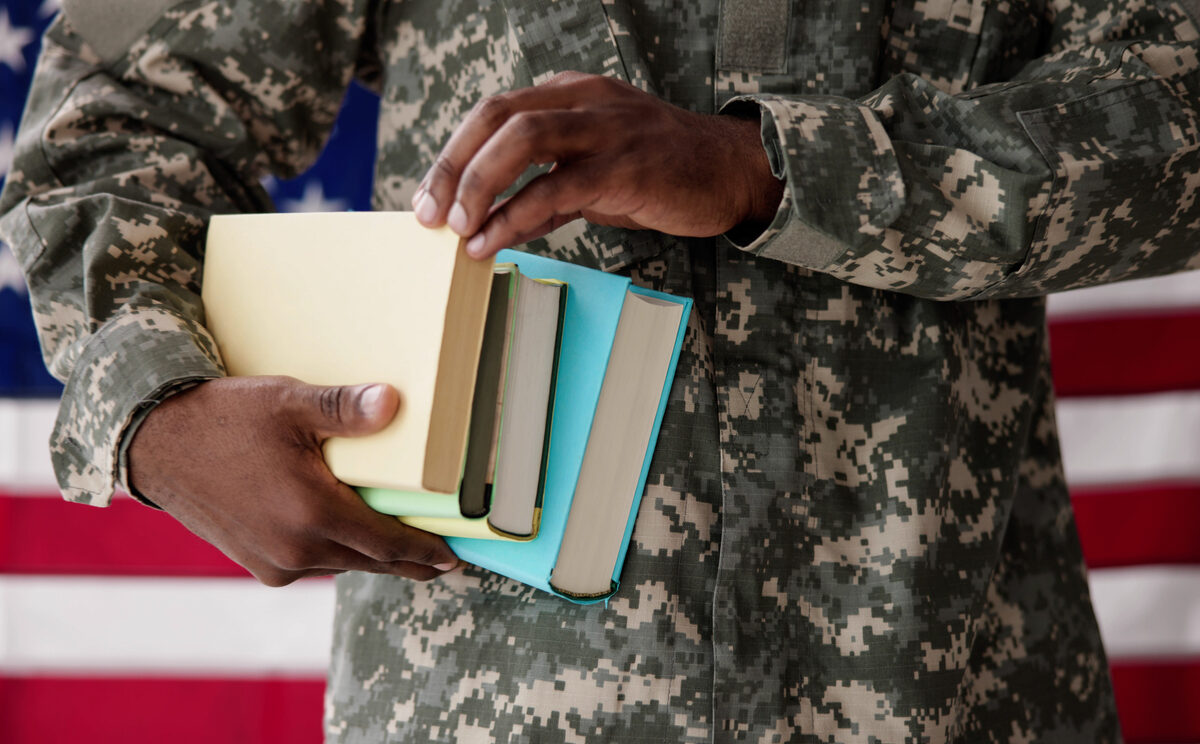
[127,376,460,586]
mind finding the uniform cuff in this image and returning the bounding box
[50,306,224,506]
[720,94,905,270]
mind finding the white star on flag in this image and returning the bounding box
[0,123,14,180]
[278,180,350,213]
[0,244,26,294]
[0,8,35,73]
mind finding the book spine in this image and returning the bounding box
[422,242,494,493]
[604,287,694,595]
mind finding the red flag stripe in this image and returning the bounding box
[0,664,1189,744]
[5,485,1200,577]
[0,492,247,577]
[1072,482,1200,568]
[0,675,325,744]
[1110,658,1200,743]
[1048,310,1200,398]
[7,485,1199,577]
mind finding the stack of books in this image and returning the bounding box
[203,212,691,603]
[360,263,568,541]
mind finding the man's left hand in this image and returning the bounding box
[413,71,784,258]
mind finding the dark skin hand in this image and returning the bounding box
[412,71,786,256]
[127,376,459,587]
[128,72,778,588]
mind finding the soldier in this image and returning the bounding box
[3,0,1200,741]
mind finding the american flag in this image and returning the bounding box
[1,2,1198,741]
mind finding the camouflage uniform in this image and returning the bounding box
[4,0,1200,741]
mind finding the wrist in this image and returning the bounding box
[721,111,786,236]
[124,377,216,505]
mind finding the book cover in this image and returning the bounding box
[362,272,566,542]
[201,212,494,494]
[429,249,692,604]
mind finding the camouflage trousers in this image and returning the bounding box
[325,240,1120,744]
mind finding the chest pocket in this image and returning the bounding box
[882,0,991,93]
[716,0,792,73]
[501,0,628,83]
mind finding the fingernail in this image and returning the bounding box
[414,191,438,225]
[409,187,423,208]
[358,384,385,416]
[465,233,487,258]
[447,202,469,235]
[434,561,457,572]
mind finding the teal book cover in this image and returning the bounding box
[445,249,692,604]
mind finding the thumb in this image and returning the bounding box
[300,382,400,439]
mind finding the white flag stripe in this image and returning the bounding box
[1089,566,1200,659]
[0,576,334,674]
[1047,269,1200,319]
[8,390,1200,493]
[1057,391,1200,486]
[0,397,57,491]
[0,569,1193,674]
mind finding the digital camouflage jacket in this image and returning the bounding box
[4,0,1200,741]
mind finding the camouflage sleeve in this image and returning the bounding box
[0,1,375,506]
[725,1,1200,301]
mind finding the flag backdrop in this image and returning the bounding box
[2,2,1200,742]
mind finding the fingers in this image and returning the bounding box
[243,498,459,587]
[309,544,451,583]
[286,381,401,441]
[144,375,454,591]
[414,73,633,236]
[413,82,586,228]
[248,557,443,588]
[324,546,452,583]
[444,110,603,240]
[274,384,454,583]
[325,492,460,573]
[462,163,603,258]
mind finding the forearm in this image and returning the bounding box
[0,3,372,504]
[727,2,1200,300]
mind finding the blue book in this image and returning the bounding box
[392,249,691,603]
